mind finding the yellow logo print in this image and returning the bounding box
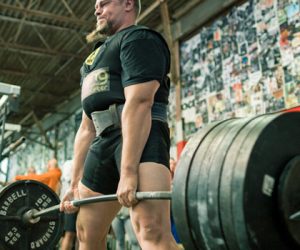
[85,47,100,65]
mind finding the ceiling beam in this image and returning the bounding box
[29,90,81,133]
[0,68,79,83]
[0,3,94,27]
[21,89,71,100]
[60,0,77,18]
[12,0,34,43]
[0,15,88,50]
[21,44,88,107]
[0,41,86,59]
[32,26,52,50]
[31,112,54,150]
[0,15,83,33]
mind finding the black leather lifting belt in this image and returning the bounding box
[91,103,168,136]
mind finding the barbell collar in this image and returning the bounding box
[31,191,171,219]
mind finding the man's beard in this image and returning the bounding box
[86,20,112,44]
[97,19,112,35]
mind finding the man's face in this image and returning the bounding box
[94,0,124,35]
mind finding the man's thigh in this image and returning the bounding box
[77,182,121,238]
[131,163,172,228]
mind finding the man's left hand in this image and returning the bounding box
[117,172,138,207]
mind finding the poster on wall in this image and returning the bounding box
[179,0,300,138]
[168,84,177,145]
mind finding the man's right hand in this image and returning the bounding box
[60,187,80,214]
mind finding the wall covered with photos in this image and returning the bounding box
[180,0,300,138]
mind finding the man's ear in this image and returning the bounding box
[124,0,134,11]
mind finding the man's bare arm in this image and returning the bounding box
[71,111,96,189]
[117,80,159,206]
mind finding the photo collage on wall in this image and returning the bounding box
[167,83,177,146]
[179,0,300,138]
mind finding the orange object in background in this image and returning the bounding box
[15,158,61,193]
[177,140,187,159]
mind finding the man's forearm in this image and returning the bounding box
[121,101,152,175]
[71,127,95,188]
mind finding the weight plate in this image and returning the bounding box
[172,120,226,250]
[187,118,234,249]
[221,112,300,249]
[0,180,64,250]
[197,116,257,249]
[220,114,266,250]
[278,155,300,245]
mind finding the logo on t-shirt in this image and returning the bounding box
[85,47,100,65]
[91,67,110,93]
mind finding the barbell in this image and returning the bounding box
[0,111,300,250]
[0,180,172,250]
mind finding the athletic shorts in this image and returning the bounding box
[81,120,170,194]
[64,213,77,232]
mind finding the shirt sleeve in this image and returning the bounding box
[120,31,169,87]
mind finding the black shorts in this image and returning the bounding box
[81,120,170,194]
[64,213,77,232]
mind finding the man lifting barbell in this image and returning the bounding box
[1,112,300,250]
[59,0,179,249]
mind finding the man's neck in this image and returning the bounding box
[114,16,136,34]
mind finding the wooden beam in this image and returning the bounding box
[172,0,205,20]
[137,0,160,23]
[171,0,243,41]
[173,41,182,121]
[159,0,179,84]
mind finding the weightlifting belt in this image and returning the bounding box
[91,102,168,136]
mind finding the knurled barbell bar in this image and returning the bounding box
[24,190,171,222]
[0,111,300,250]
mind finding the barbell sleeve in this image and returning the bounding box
[31,191,171,219]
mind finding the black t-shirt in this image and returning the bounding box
[80,25,171,118]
